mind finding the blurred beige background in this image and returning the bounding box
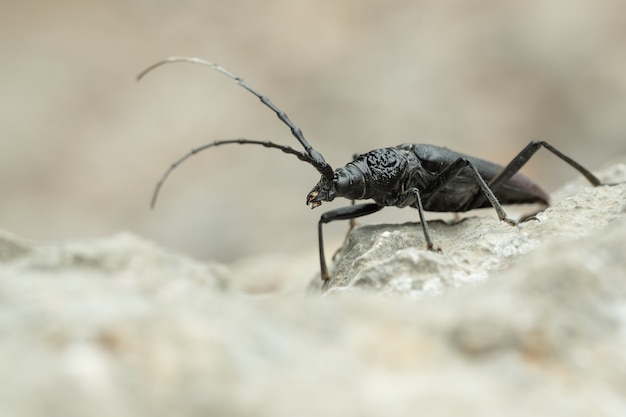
[1,0,625,263]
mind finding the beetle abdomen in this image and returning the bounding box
[494,172,550,206]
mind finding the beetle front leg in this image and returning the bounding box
[317,203,383,288]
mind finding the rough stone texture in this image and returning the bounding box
[0,164,625,417]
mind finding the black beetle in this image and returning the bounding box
[139,57,606,287]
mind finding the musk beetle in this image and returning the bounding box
[138,57,608,287]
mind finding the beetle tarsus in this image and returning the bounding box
[502,217,518,227]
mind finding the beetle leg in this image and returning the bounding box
[331,205,356,261]
[421,158,517,226]
[392,188,438,251]
[488,140,602,190]
[318,203,383,288]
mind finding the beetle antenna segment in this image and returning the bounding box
[138,56,334,179]
[150,139,316,209]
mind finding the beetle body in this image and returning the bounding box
[308,144,549,213]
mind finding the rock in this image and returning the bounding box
[0,164,625,417]
[0,230,229,291]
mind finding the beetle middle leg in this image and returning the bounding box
[421,157,518,226]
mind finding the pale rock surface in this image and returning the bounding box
[0,164,625,417]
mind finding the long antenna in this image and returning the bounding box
[149,139,315,209]
[137,56,333,178]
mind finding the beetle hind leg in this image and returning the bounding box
[488,140,602,191]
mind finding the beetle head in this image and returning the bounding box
[306,175,337,208]
[306,164,367,209]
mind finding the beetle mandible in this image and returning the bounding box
[138,56,606,288]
